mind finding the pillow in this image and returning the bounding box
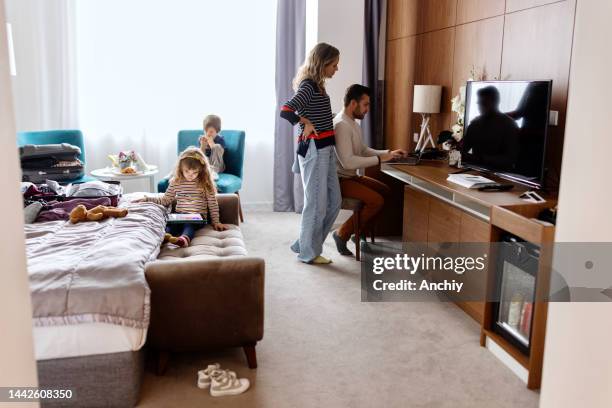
[24,202,43,224]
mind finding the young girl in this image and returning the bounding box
[138,147,227,247]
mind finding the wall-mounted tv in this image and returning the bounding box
[461,80,552,189]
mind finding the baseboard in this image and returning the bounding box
[486,337,529,384]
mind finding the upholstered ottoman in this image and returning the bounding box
[145,194,264,373]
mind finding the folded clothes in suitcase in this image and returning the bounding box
[19,143,84,183]
[21,163,84,184]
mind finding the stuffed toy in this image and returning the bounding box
[69,204,128,224]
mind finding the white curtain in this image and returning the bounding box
[75,0,277,198]
[5,0,78,130]
[7,0,277,202]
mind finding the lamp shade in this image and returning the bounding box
[413,85,442,114]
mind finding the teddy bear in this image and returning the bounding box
[69,204,128,224]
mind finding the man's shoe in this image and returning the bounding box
[333,231,353,256]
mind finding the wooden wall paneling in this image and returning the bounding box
[384,0,575,191]
[413,28,455,144]
[501,1,575,113]
[456,0,505,24]
[417,0,458,33]
[501,0,576,188]
[505,0,566,14]
[385,37,417,150]
[451,16,504,99]
[387,0,418,40]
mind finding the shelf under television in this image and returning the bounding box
[482,208,556,390]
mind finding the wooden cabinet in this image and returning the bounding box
[457,212,490,323]
[427,197,461,244]
[390,163,557,389]
[402,186,429,242]
[403,185,488,245]
[460,212,490,242]
[403,185,491,323]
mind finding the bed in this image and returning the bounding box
[24,200,166,407]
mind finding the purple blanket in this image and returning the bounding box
[36,197,111,223]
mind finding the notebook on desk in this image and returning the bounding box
[446,174,497,189]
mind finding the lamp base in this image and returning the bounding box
[414,113,436,153]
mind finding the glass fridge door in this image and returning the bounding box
[495,238,539,353]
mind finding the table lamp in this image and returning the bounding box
[413,85,442,152]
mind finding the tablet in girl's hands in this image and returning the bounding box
[167,213,205,223]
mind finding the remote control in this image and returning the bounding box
[478,183,514,192]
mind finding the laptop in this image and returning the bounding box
[387,148,424,165]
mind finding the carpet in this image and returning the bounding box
[138,211,539,408]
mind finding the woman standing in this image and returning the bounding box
[280,43,341,264]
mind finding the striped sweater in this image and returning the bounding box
[147,180,220,224]
[280,79,335,157]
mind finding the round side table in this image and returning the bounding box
[90,166,159,192]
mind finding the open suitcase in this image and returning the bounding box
[19,143,85,184]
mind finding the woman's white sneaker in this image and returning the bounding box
[197,363,221,389]
[209,369,250,397]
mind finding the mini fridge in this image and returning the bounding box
[493,234,540,355]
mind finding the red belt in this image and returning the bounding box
[298,130,335,141]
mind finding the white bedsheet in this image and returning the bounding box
[34,323,147,361]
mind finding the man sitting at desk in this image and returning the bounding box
[332,84,406,256]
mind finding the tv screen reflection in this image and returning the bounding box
[461,81,551,185]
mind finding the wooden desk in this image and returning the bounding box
[382,161,554,221]
[381,160,556,389]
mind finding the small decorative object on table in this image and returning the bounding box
[108,150,151,175]
[118,150,137,174]
[437,130,460,166]
[448,87,466,167]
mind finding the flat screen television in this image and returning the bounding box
[461,80,552,188]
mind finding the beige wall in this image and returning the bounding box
[0,0,39,403]
[540,1,612,407]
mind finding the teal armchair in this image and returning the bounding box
[16,129,95,184]
[158,129,246,221]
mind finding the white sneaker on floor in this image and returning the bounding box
[209,369,250,397]
[197,363,221,389]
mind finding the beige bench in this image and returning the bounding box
[145,194,264,373]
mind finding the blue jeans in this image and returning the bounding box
[291,140,342,262]
[166,222,204,241]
